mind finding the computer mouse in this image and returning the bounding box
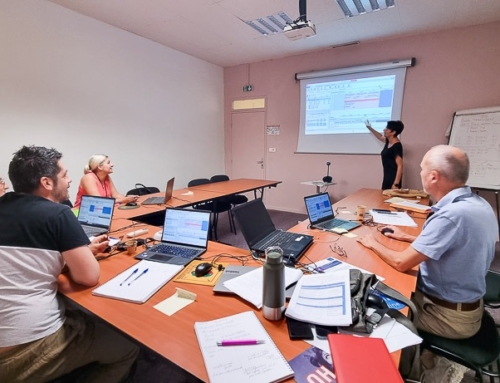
[366,292,388,309]
[125,202,138,207]
[381,227,394,235]
[194,262,213,277]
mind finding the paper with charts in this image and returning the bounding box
[194,311,293,383]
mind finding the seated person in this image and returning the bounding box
[74,154,138,208]
[0,176,9,197]
[0,145,139,382]
[357,144,498,382]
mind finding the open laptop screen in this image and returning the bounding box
[304,193,334,223]
[232,199,276,248]
[78,195,115,228]
[161,208,210,247]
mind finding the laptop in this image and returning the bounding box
[141,177,175,205]
[304,192,361,232]
[232,199,313,266]
[134,207,210,266]
[77,195,115,237]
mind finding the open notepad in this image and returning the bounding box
[194,311,294,383]
[92,260,182,304]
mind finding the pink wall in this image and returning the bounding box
[224,22,500,213]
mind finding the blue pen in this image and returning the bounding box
[128,268,149,286]
[120,268,138,286]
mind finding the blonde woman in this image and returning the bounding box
[73,154,138,208]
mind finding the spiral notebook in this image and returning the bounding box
[194,311,294,383]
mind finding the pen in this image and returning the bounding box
[120,268,138,286]
[128,268,148,286]
[216,339,265,346]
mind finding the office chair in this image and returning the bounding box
[485,270,500,310]
[210,175,247,234]
[418,310,500,383]
[188,178,233,241]
[126,183,160,196]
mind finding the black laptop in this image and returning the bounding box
[77,195,115,238]
[232,199,313,266]
[304,192,361,232]
[135,207,210,265]
[142,177,175,205]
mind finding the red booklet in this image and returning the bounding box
[328,334,403,383]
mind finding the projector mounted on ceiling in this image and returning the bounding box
[284,20,316,40]
[284,0,316,40]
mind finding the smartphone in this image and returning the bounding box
[315,325,337,340]
[286,317,314,340]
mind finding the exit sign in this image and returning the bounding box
[243,85,253,92]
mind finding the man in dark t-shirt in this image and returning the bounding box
[0,145,139,382]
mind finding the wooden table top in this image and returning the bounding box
[58,188,427,381]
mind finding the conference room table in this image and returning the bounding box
[58,188,429,382]
[113,178,281,221]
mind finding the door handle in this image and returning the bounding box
[257,160,264,164]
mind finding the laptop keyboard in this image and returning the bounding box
[142,197,164,205]
[152,244,199,258]
[316,218,360,231]
[258,231,297,249]
[82,226,105,237]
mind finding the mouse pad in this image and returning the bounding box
[118,205,140,210]
[172,260,228,286]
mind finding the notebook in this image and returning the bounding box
[328,334,403,383]
[77,195,115,237]
[232,199,313,266]
[142,177,175,205]
[304,192,361,232]
[194,311,294,383]
[134,207,210,266]
[92,260,183,304]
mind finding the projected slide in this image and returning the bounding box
[305,75,395,135]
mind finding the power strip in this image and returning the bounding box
[126,228,149,238]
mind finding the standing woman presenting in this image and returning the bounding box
[73,154,138,208]
[365,120,404,190]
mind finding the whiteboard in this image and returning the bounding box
[448,106,500,189]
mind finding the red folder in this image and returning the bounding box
[327,334,403,383]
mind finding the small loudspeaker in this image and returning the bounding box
[322,162,332,183]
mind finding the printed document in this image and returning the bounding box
[370,210,417,227]
[285,269,352,326]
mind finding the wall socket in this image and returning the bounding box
[268,147,276,152]
[243,85,253,92]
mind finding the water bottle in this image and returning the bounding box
[262,246,285,321]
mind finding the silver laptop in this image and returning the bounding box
[142,177,175,205]
[77,195,115,237]
[135,207,210,266]
[304,192,361,232]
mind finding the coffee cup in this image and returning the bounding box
[356,205,367,220]
[125,240,138,255]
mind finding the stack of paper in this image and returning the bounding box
[223,266,303,309]
[285,269,352,326]
[390,200,432,213]
[370,210,417,227]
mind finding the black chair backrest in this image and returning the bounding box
[210,175,230,183]
[126,183,160,196]
[188,178,211,187]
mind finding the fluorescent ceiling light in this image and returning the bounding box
[245,12,293,36]
[336,0,395,18]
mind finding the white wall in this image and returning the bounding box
[0,0,224,200]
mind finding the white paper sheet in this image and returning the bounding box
[223,266,303,309]
[285,270,352,326]
[370,210,418,227]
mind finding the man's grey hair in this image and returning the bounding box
[425,145,469,184]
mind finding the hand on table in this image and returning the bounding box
[356,234,379,250]
[89,234,109,255]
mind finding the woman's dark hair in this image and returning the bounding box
[8,145,62,193]
[386,120,405,136]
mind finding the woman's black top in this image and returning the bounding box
[381,140,403,190]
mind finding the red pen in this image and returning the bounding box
[216,339,265,346]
